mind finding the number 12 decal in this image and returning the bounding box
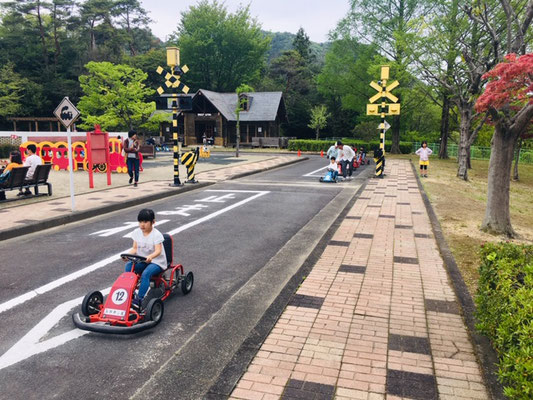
[111,289,128,305]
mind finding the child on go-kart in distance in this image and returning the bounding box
[122,208,167,308]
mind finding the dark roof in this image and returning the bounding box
[198,89,284,122]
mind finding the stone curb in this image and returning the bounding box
[410,160,504,400]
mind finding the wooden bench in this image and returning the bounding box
[139,145,156,158]
[24,164,53,197]
[0,166,30,202]
[251,137,280,148]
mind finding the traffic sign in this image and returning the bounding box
[378,121,391,131]
[54,97,80,128]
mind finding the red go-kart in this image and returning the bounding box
[72,234,193,334]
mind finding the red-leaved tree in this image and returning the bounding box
[475,53,533,237]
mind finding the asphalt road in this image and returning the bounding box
[0,156,369,400]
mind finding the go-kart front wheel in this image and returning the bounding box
[81,291,103,316]
[146,298,164,325]
[181,271,194,295]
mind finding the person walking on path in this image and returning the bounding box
[415,141,433,177]
[124,130,140,187]
[336,141,355,180]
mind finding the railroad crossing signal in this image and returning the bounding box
[156,47,191,186]
[366,65,401,178]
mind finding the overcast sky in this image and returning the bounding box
[139,0,350,43]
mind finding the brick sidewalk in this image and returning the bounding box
[229,159,489,400]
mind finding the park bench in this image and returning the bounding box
[0,166,29,202]
[23,164,53,197]
[251,137,280,148]
[139,145,156,158]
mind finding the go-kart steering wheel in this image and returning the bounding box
[120,253,147,263]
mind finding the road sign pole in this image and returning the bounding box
[66,125,76,211]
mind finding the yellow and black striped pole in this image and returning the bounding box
[156,47,190,187]
[181,147,199,183]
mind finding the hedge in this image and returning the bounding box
[476,242,533,399]
[0,144,18,159]
[287,139,412,154]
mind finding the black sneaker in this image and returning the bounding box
[129,177,133,184]
[131,297,142,309]
[133,182,138,187]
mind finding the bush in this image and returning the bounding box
[0,144,18,159]
[476,242,533,399]
[288,139,412,154]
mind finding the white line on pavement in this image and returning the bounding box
[303,165,328,177]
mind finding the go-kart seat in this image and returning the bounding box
[162,233,173,268]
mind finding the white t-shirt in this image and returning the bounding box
[131,227,167,270]
[327,162,337,171]
[415,147,433,161]
[24,154,42,179]
[339,145,355,161]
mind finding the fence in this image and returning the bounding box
[412,142,533,164]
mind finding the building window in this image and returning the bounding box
[239,94,249,111]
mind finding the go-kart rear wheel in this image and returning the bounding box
[81,291,103,316]
[181,271,194,295]
[146,298,164,324]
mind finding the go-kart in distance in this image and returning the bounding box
[72,234,193,334]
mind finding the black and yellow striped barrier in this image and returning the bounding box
[374,148,384,178]
[181,147,199,183]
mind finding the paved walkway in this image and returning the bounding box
[0,155,299,239]
[229,159,489,400]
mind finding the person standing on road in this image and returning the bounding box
[19,144,42,196]
[326,143,337,159]
[415,141,433,178]
[336,141,355,180]
[124,130,140,187]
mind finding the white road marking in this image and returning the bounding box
[92,220,170,238]
[158,204,209,216]
[167,190,269,235]
[195,193,236,203]
[303,165,328,177]
[0,191,270,315]
[0,288,111,371]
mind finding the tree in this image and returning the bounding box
[235,84,254,157]
[0,62,29,119]
[293,27,313,63]
[174,0,270,92]
[308,105,330,140]
[342,0,433,153]
[77,61,155,131]
[267,50,315,137]
[475,53,533,237]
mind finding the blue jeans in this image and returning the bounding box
[126,158,139,182]
[125,261,163,299]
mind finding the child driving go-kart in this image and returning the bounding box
[72,208,194,334]
[123,208,167,308]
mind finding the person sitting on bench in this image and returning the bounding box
[0,151,23,184]
[19,144,42,196]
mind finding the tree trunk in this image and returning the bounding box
[236,119,240,158]
[439,94,451,159]
[481,125,517,237]
[513,138,522,180]
[457,106,472,180]
[390,114,401,153]
[315,128,319,140]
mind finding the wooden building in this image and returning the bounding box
[158,89,287,146]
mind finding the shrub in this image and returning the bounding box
[0,144,18,159]
[476,242,533,399]
[288,139,412,154]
